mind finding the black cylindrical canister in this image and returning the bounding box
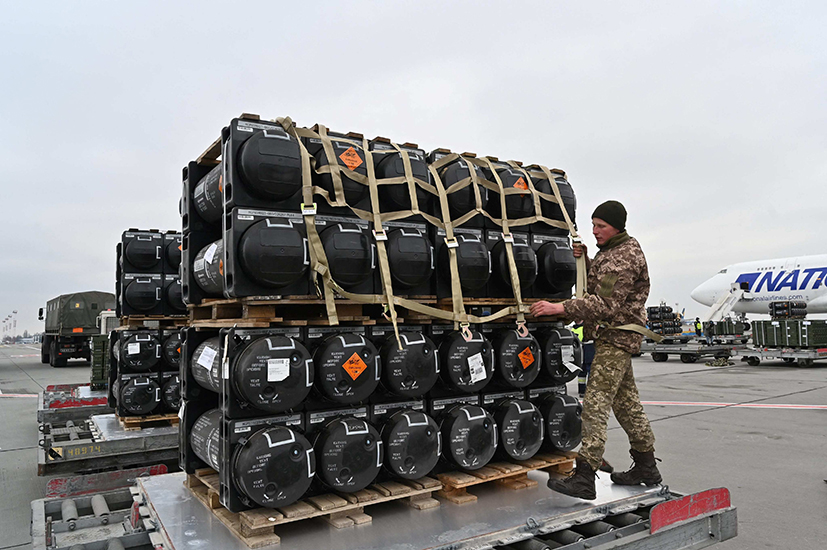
[492,240,538,289]
[440,159,488,219]
[376,150,430,210]
[238,219,309,289]
[123,278,162,312]
[161,375,180,410]
[230,335,314,413]
[162,332,181,368]
[438,330,494,393]
[312,140,369,205]
[484,165,534,220]
[236,130,303,202]
[166,238,182,272]
[192,164,223,223]
[439,405,497,470]
[124,238,161,271]
[320,223,373,289]
[380,410,441,480]
[313,333,380,404]
[379,331,439,398]
[538,393,582,452]
[313,417,382,493]
[166,279,186,313]
[193,240,224,296]
[537,328,582,384]
[191,337,222,393]
[118,333,160,372]
[534,175,576,235]
[438,235,491,292]
[536,241,577,294]
[385,228,434,289]
[492,329,541,388]
[190,409,315,508]
[119,376,161,415]
[493,398,543,461]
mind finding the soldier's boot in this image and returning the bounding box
[610,449,662,486]
[599,458,614,473]
[547,458,596,500]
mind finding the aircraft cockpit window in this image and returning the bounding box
[718,269,727,274]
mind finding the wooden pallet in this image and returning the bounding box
[185,468,441,548]
[117,413,180,431]
[188,297,378,328]
[436,451,576,505]
[119,315,189,329]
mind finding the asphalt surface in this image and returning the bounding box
[1,342,825,549]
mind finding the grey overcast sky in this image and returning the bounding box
[2,1,825,335]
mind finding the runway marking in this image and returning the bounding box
[0,393,38,398]
[642,400,827,410]
[10,354,38,358]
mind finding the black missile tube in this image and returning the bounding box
[380,410,441,480]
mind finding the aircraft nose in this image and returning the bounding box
[690,280,715,306]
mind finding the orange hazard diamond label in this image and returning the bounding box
[342,352,368,380]
[518,347,535,369]
[513,177,528,190]
[339,147,363,171]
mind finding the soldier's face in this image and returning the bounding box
[592,218,619,245]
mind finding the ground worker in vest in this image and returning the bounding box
[529,200,662,500]
[694,317,703,337]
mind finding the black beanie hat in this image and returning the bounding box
[592,200,627,231]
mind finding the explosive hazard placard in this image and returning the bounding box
[339,147,363,171]
[518,347,535,369]
[342,352,368,380]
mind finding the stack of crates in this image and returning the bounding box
[752,319,827,348]
[89,335,110,390]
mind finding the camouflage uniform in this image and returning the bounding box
[562,232,656,470]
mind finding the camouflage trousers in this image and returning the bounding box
[578,340,655,470]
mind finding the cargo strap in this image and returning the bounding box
[478,157,527,330]
[363,137,401,349]
[278,117,339,325]
[601,323,664,343]
[536,165,588,299]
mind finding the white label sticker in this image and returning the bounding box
[127,343,141,355]
[561,345,580,373]
[267,358,291,382]
[204,243,217,264]
[468,353,487,384]
[222,358,230,379]
[193,258,205,272]
[197,346,217,369]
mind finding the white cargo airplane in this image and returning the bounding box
[690,254,827,316]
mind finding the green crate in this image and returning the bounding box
[784,320,801,347]
[803,320,827,347]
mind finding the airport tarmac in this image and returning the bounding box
[0,342,825,550]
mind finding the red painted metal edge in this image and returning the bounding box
[45,464,169,498]
[650,487,731,534]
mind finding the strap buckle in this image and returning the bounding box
[372,229,388,242]
[444,237,459,249]
[300,203,317,216]
[502,233,514,243]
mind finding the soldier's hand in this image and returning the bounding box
[572,243,587,258]
[530,301,565,317]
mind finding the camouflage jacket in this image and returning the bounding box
[562,232,650,354]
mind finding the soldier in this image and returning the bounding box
[530,200,661,500]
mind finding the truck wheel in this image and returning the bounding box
[652,353,668,363]
[49,341,66,368]
[680,353,698,364]
[797,358,814,367]
[782,358,796,364]
[746,357,760,367]
[41,338,50,364]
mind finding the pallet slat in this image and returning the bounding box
[185,472,441,548]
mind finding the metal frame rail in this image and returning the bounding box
[641,342,747,364]
[740,346,827,367]
[37,414,179,476]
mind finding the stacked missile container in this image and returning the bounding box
[108,230,186,417]
[646,305,681,336]
[178,115,585,513]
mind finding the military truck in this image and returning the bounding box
[39,291,116,367]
